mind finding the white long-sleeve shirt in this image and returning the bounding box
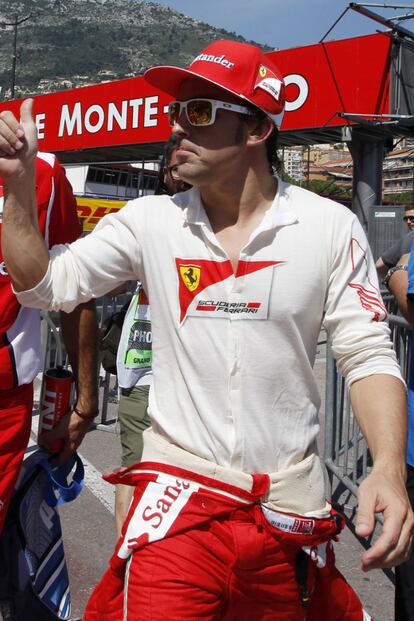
[17,181,402,474]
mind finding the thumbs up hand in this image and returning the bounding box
[0,98,38,179]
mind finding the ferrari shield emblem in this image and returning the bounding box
[179,265,201,292]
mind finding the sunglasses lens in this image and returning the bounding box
[187,100,213,125]
[168,102,180,126]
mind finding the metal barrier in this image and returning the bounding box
[323,313,411,505]
[40,311,66,370]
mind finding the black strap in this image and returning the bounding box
[295,549,310,609]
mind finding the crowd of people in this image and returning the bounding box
[0,38,413,621]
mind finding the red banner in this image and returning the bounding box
[0,78,172,152]
[269,33,391,131]
[0,33,392,153]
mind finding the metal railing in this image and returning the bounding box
[323,312,411,504]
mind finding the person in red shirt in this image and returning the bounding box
[0,152,99,540]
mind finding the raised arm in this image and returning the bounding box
[0,99,50,291]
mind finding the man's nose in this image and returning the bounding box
[171,110,191,137]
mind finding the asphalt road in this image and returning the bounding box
[30,353,395,621]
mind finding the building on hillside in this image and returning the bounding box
[383,147,414,198]
[307,144,349,166]
[299,143,413,201]
[307,144,335,165]
[396,137,414,150]
[280,147,304,181]
[308,156,353,193]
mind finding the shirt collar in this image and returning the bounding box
[180,179,298,231]
[181,187,208,226]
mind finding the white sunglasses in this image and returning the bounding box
[168,98,252,127]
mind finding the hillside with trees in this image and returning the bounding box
[0,0,271,98]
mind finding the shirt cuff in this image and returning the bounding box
[13,261,54,311]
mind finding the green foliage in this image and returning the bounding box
[280,171,299,185]
[306,179,350,197]
[384,191,414,205]
[280,171,351,198]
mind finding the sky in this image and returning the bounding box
[144,1,412,49]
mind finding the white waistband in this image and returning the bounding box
[141,429,328,517]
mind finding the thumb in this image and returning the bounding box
[20,98,34,125]
[355,488,376,538]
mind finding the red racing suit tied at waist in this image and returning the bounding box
[104,461,343,565]
[84,462,372,621]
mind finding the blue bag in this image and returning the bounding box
[0,449,84,620]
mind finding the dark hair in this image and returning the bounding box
[154,134,180,195]
[241,107,281,175]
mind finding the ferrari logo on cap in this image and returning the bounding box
[254,64,283,103]
[180,265,201,292]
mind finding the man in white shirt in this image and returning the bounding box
[0,39,412,621]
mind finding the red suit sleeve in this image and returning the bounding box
[47,158,82,247]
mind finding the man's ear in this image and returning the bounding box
[246,116,273,146]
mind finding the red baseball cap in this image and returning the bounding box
[144,39,285,128]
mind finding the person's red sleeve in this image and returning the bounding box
[48,159,82,246]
